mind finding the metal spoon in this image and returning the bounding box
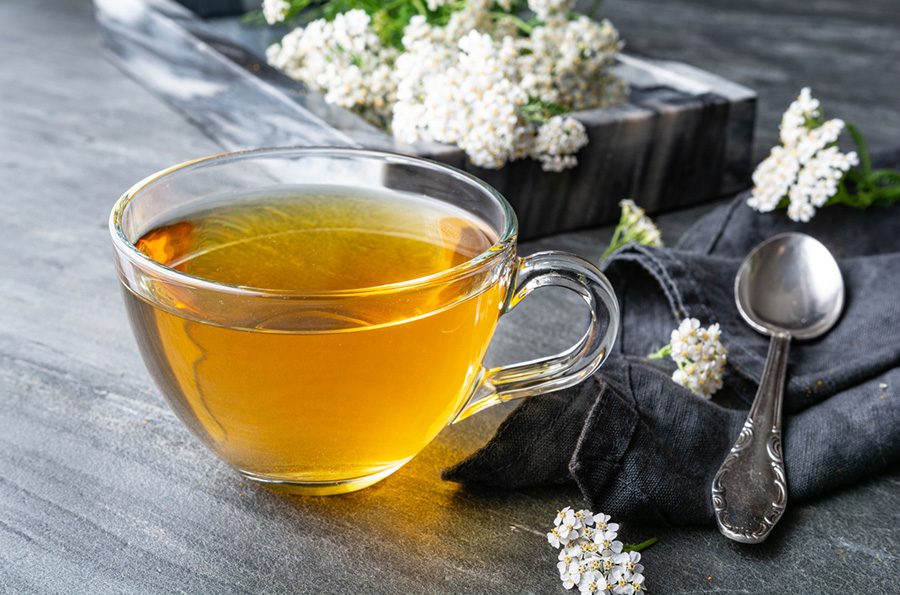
[712,232,844,543]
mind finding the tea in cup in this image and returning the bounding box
[110,148,618,494]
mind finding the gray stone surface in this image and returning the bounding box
[0,0,897,593]
[601,0,900,163]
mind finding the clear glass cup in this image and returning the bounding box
[110,148,619,495]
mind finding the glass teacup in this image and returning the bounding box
[110,148,618,494]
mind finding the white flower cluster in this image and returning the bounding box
[748,88,859,222]
[669,318,728,399]
[532,116,590,171]
[547,507,647,594]
[404,28,530,169]
[262,0,290,24]
[618,199,662,247]
[266,10,397,126]
[393,0,622,170]
[529,0,574,21]
[521,9,624,111]
[601,199,663,260]
[265,0,625,170]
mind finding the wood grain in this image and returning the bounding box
[0,0,898,592]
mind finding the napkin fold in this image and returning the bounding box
[444,163,900,524]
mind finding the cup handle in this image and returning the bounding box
[454,251,619,422]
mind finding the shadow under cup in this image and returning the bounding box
[110,148,619,495]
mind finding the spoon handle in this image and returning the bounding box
[712,332,790,544]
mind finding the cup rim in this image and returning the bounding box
[109,147,518,299]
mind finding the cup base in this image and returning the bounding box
[238,459,411,495]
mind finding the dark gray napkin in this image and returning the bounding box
[443,172,900,524]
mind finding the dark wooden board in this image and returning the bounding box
[1,0,898,592]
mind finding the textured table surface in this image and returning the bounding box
[1,0,898,593]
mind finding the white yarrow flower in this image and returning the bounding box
[609,568,628,594]
[593,512,613,531]
[575,509,596,526]
[262,0,290,24]
[661,318,728,398]
[579,570,610,594]
[268,0,624,170]
[749,88,859,221]
[548,508,650,592]
[630,573,647,593]
[593,529,624,555]
[612,551,644,577]
[601,199,663,260]
[533,115,590,171]
[266,10,398,127]
[558,508,583,539]
[618,199,662,247]
[560,560,585,590]
[555,506,575,526]
[528,0,575,20]
[608,568,646,595]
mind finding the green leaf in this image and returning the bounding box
[870,169,900,186]
[519,98,570,123]
[268,0,465,49]
[241,10,268,25]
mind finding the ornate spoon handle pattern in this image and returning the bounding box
[712,333,790,544]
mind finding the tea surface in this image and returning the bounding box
[136,186,496,291]
[125,188,508,489]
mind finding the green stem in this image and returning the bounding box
[600,215,630,261]
[828,168,900,209]
[647,345,672,360]
[624,537,658,552]
[600,229,623,260]
[491,11,535,34]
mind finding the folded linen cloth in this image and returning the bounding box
[444,177,900,524]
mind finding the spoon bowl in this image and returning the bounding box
[735,232,845,339]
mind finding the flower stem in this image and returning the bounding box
[600,224,625,260]
[491,11,536,34]
[411,0,427,15]
[624,537,658,552]
[647,345,671,360]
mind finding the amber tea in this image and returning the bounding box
[124,187,508,491]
